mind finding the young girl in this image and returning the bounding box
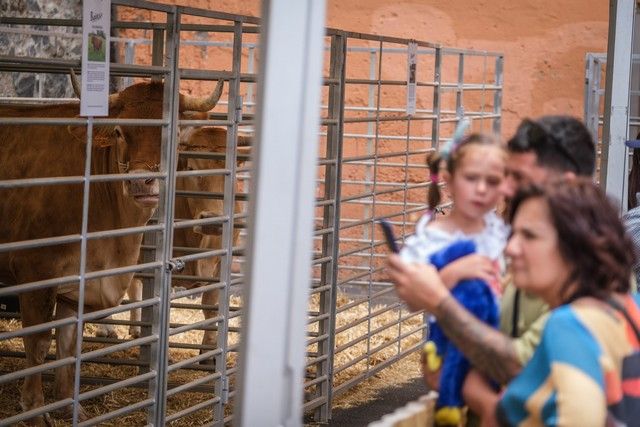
[400,123,509,426]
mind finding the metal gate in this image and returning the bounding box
[585,51,640,196]
[0,2,502,425]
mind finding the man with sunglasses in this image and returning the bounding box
[410,115,596,422]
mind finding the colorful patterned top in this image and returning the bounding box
[496,294,640,426]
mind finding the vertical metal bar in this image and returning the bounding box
[151,7,180,426]
[71,116,94,427]
[584,54,596,137]
[492,55,503,136]
[432,47,442,150]
[235,0,327,425]
[214,19,243,426]
[456,53,464,121]
[247,46,256,111]
[151,28,165,82]
[363,49,377,243]
[124,40,135,88]
[480,54,487,132]
[317,32,346,423]
[593,57,603,148]
[365,38,384,383]
[602,0,635,211]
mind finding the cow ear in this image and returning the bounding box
[67,124,115,148]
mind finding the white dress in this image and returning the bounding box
[400,211,510,289]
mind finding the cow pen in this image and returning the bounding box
[0,2,502,425]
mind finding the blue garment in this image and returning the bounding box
[428,239,500,409]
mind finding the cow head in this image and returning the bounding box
[177,126,251,235]
[68,70,223,209]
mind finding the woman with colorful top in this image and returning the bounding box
[388,178,640,426]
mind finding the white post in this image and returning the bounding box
[234,1,326,426]
[602,0,635,212]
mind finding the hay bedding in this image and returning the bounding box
[0,293,422,425]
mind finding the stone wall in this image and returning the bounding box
[0,0,82,98]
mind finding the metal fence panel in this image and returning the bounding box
[0,2,502,425]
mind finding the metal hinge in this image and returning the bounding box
[235,96,243,123]
[221,375,229,404]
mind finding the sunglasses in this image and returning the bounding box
[511,118,581,173]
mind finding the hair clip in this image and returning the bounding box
[440,117,472,161]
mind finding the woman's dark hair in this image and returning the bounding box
[509,178,635,302]
[427,133,503,210]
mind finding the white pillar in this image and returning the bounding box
[234,1,326,426]
[602,0,635,212]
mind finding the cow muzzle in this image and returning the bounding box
[127,169,160,207]
[194,211,223,235]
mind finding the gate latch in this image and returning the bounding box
[166,259,185,272]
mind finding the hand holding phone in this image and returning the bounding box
[377,219,399,253]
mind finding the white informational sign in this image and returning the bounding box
[406,41,417,115]
[80,0,111,117]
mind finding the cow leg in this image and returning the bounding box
[128,279,142,339]
[53,300,88,422]
[18,289,55,427]
[199,287,220,366]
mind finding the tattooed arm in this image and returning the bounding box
[387,254,523,384]
[435,296,522,384]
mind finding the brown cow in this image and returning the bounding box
[90,34,103,53]
[0,78,223,425]
[97,127,251,363]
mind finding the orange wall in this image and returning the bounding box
[143,0,609,138]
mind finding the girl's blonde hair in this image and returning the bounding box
[427,133,503,211]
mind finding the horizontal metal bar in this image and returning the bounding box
[341,148,431,163]
[167,349,223,372]
[78,398,155,427]
[342,114,436,124]
[0,316,76,341]
[335,29,439,48]
[169,315,223,336]
[0,170,165,188]
[165,396,221,424]
[173,215,229,231]
[82,297,161,323]
[0,398,74,427]
[441,47,503,57]
[0,356,75,385]
[78,371,157,402]
[0,116,168,127]
[81,335,157,362]
[166,372,221,397]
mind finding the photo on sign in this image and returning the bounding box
[88,31,106,62]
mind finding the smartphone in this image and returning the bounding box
[377,219,399,253]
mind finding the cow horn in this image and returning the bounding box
[70,69,82,98]
[69,68,119,106]
[181,79,224,112]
